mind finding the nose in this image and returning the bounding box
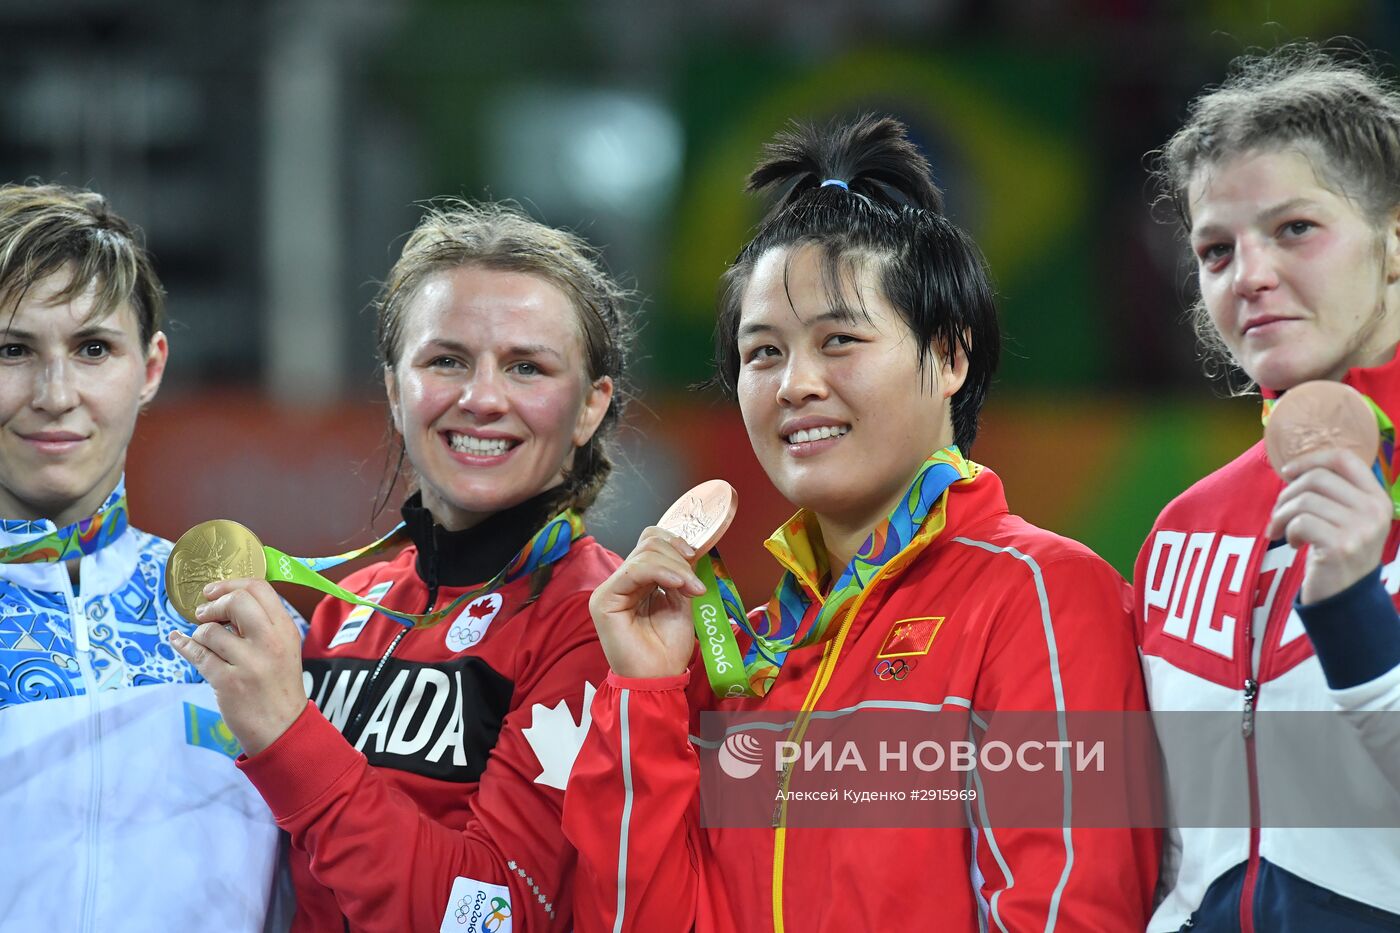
[457,364,509,418]
[1232,238,1279,298]
[777,348,829,407]
[31,358,78,415]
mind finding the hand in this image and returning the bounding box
[589,526,706,679]
[1267,448,1393,604]
[169,578,308,756]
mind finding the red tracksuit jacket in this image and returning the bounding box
[238,494,618,932]
[563,467,1158,932]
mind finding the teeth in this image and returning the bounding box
[785,425,850,445]
[449,434,512,455]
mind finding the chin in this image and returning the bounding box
[1240,348,1316,391]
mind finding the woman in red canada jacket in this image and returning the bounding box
[563,115,1159,932]
[171,200,634,932]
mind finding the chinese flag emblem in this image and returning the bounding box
[877,616,944,658]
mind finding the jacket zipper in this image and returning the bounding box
[65,566,103,933]
[338,581,437,931]
[1237,543,1300,933]
[1239,674,1260,933]
[769,573,891,933]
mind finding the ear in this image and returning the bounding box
[138,331,169,407]
[937,331,971,400]
[1386,206,1400,283]
[384,366,404,435]
[573,375,615,448]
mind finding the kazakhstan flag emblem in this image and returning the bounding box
[184,702,243,760]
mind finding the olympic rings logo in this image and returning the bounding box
[874,658,916,681]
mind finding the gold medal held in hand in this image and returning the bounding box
[165,520,268,623]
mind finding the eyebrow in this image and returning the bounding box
[0,324,128,342]
[426,338,564,360]
[1191,198,1324,242]
[737,307,862,339]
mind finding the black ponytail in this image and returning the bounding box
[713,113,999,455]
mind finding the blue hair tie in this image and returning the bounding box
[820,178,849,190]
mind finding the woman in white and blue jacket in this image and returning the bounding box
[0,183,291,932]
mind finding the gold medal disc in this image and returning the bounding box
[165,520,268,623]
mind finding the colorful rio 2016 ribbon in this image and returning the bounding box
[0,493,129,564]
[259,510,585,629]
[690,447,980,699]
[1261,392,1400,517]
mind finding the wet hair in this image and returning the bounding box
[714,114,1000,454]
[374,199,634,515]
[0,183,164,346]
[1153,43,1400,374]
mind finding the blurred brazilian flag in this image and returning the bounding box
[184,702,243,760]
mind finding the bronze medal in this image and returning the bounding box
[657,479,739,554]
[1264,380,1380,476]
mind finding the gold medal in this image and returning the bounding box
[1264,380,1380,476]
[165,520,268,623]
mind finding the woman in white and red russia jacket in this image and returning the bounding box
[563,115,1159,932]
[1136,45,1400,932]
[171,200,634,932]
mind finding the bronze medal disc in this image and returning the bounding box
[1264,380,1380,476]
[657,480,739,555]
[165,519,268,623]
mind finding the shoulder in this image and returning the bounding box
[949,511,1123,587]
[1154,440,1270,527]
[128,526,174,560]
[331,543,421,596]
[532,536,621,606]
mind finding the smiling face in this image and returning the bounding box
[0,269,167,528]
[735,243,966,538]
[385,265,614,531]
[1188,147,1400,391]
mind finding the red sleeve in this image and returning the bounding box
[238,590,607,933]
[562,670,702,933]
[968,554,1159,932]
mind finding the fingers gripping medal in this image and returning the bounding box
[656,481,750,698]
[1264,381,1381,477]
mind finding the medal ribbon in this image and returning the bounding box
[1261,394,1400,517]
[691,447,980,698]
[261,510,586,629]
[0,493,130,564]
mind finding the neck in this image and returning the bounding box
[812,478,918,577]
[808,445,959,578]
[2,482,119,531]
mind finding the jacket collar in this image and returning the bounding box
[1262,343,1400,412]
[0,477,137,595]
[401,487,571,588]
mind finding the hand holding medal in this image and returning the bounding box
[1263,380,1393,604]
[588,480,739,684]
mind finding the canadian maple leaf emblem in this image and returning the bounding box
[522,681,596,790]
[468,598,495,619]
